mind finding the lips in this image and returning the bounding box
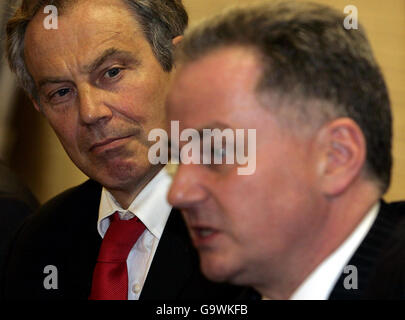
[89,135,133,153]
[181,208,221,247]
[195,228,215,237]
[188,224,220,247]
[192,227,215,238]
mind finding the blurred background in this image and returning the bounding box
[0,0,404,204]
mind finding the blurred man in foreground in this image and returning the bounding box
[167,1,405,299]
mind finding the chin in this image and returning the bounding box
[200,254,240,284]
[97,160,150,185]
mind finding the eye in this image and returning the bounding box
[104,67,122,79]
[48,87,74,104]
[55,88,70,97]
[212,146,227,161]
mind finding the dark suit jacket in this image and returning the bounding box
[0,162,39,289]
[1,179,245,300]
[329,200,405,299]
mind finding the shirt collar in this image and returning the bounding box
[289,202,380,300]
[97,167,173,239]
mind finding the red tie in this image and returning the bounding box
[89,212,146,300]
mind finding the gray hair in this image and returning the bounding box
[6,0,188,101]
[176,1,392,194]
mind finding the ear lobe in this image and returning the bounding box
[31,98,41,113]
[172,35,183,47]
[318,118,366,196]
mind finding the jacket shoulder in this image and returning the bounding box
[366,200,405,298]
[330,200,405,299]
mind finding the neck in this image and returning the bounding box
[256,181,380,300]
[108,164,164,209]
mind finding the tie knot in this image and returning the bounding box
[97,212,146,262]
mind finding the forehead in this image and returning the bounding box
[26,0,138,38]
[24,0,148,72]
[168,46,265,127]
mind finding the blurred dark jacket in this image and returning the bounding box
[0,161,39,290]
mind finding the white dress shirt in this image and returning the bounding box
[289,202,380,300]
[97,167,172,300]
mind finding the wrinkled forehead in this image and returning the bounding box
[23,0,131,27]
[23,0,79,17]
[24,0,141,50]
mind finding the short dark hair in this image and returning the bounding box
[6,0,188,100]
[176,1,392,193]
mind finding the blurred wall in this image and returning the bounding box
[4,0,405,204]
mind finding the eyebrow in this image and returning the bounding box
[37,77,71,91]
[84,47,137,74]
[37,48,138,91]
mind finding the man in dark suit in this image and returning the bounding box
[165,1,405,299]
[0,161,38,286]
[2,0,245,300]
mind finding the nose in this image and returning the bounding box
[78,85,113,126]
[168,164,209,209]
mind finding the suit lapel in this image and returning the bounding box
[64,180,103,299]
[140,209,197,300]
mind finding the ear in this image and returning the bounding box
[316,118,366,196]
[170,35,184,75]
[172,35,183,47]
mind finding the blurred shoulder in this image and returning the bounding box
[18,179,102,239]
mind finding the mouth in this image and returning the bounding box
[189,225,220,247]
[89,135,133,153]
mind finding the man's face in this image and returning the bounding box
[24,0,171,194]
[167,47,327,286]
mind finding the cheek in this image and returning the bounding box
[117,78,169,126]
[215,159,299,240]
[215,176,269,240]
[46,113,79,151]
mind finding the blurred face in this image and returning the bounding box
[167,47,327,287]
[24,0,171,196]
